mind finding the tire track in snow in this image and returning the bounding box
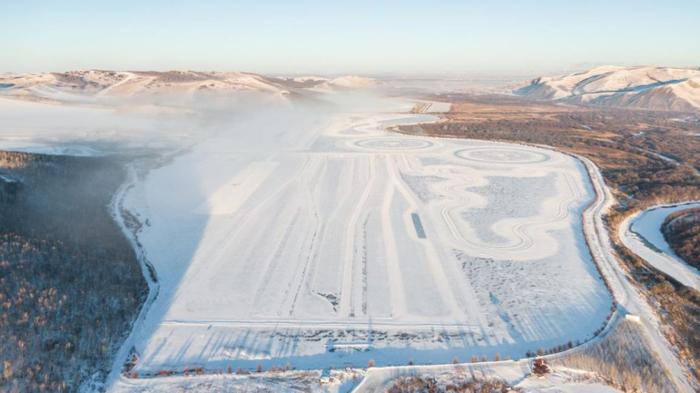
[308,157,357,313]
[174,156,312,301]
[437,150,584,260]
[360,215,369,315]
[389,155,465,319]
[286,158,327,316]
[381,158,408,318]
[339,156,376,317]
[392,154,484,323]
[251,208,303,314]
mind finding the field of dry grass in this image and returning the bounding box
[387,376,518,393]
[553,319,676,392]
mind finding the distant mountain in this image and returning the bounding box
[0,70,379,103]
[272,75,381,91]
[514,66,700,112]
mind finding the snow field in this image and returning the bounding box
[121,101,612,373]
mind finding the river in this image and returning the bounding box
[620,202,700,290]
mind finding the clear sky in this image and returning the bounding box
[2,0,699,75]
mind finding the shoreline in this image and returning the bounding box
[103,161,161,390]
[103,146,194,391]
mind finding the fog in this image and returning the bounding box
[0,89,403,159]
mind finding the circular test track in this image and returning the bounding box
[454,147,550,165]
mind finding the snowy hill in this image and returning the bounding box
[0,70,379,103]
[515,66,700,112]
[273,75,381,91]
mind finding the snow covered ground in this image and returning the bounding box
[113,96,612,377]
[110,363,621,393]
[619,202,700,290]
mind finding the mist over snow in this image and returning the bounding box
[0,75,394,157]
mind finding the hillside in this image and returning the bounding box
[515,66,700,112]
[0,70,379,104]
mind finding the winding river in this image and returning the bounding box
[620,202,700,290]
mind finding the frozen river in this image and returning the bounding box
[620,202,700,290]
[118,97,612,374]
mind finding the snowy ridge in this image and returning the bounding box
[0,70,380,103]
[515,66,700,112]
[275,75,381,91]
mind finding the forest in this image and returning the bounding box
[0,152,147,392]
[662,207,700,269]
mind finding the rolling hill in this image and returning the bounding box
[515,66,700,112]
[0,70,379,104]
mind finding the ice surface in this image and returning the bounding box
[120,97,612,373]
[621,202,700,290]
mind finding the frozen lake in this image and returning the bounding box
[121,98,612,373]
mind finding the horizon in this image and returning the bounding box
[4,64,700,81]
[3,0,699,75]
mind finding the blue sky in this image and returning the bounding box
[2,0,699,74]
